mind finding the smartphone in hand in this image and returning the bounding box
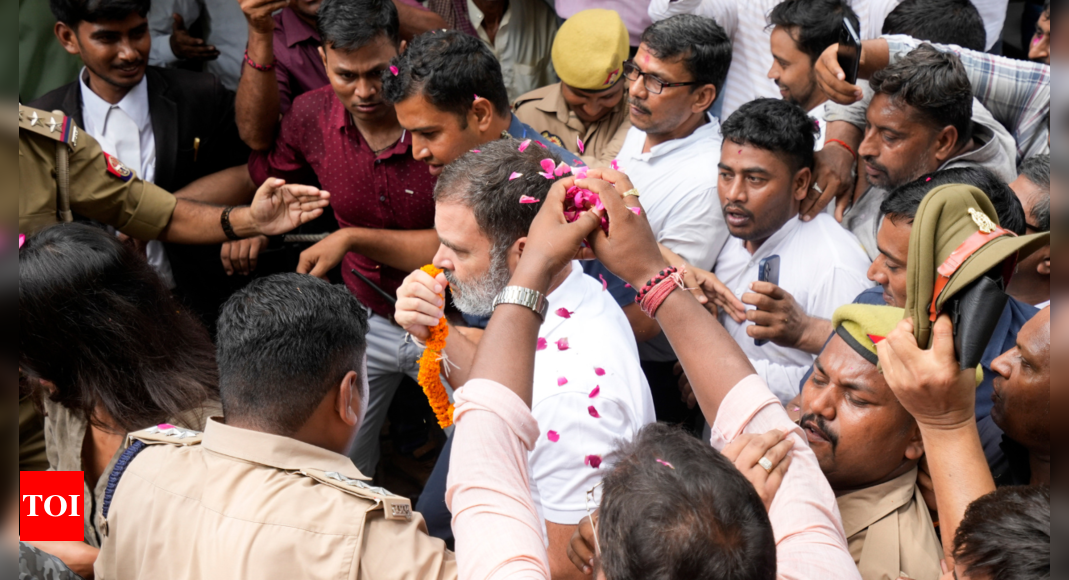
[837,17,862,85]
[754,255,781,347]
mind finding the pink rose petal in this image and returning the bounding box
[594,367,606,376]
[536,141,546,148]
[610,159,620,171]
[588,406,600,418]
[158,423,176,430]
[577,136,585,154]
[472,149,481,154]
[656,459,675,469]
[537,338,548,351]
[509,172,523,181]
[547,430,560,442]
[630,207,642,216]
[574,166,588,180]
[518,139,532,152]
[519,195,540,204]
[624,283,632,289]
[585,455,603,469]
[19,234,26,249]
[541,159,556,173]
[554,162,572,177]
[599,274,608,291]
[556,337,570,351]
[555,308,573,319]
[558,376,569,387]
[540,172,555,180]
[389,65,399,76]
[474,93,480,101]
[589,386,600,398]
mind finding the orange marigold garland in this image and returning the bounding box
[417,264,455,428]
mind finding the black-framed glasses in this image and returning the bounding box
[622,61,701,94]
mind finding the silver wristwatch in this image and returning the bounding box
[492,286,549,320]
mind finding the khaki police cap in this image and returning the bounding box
[551,9,629,91]
[905,184,1050,348]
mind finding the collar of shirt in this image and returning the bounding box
[202,417,370,481]
[836,467,920,538]
[330,99,411,159]
[730,215,803,261]
[629,113,720,161]
[279,6,320,48]
[467,0,511,44]
[79,68,151,135]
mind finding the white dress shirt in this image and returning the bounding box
[80,71,175,288]
[715,215,874,404]
[647,0,903,119]
[468,0,559,102]
[148,0,247,91]
[529,262,656,524]
[972,0,1010,51]
[615,114,728,362]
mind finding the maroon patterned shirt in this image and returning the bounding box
[272,8,330,114]
[249,85,437,319]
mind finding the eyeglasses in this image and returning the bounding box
[623,61,701,94]
[585,481,603,558]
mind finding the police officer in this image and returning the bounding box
[512,9,632,168]
[94,274,457,579]
[18,104,330,474]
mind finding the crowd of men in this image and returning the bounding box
[14,0,1054,578]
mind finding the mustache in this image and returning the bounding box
[722,203,754,220]
[113,59,144,68]
[628,98,650,115]
[799,413,839,450]
[862,157,887,175]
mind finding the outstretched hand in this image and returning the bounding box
[249,178,330,237]
[877,315,978,431]
[579,173,668,289]
[514,176,604,288]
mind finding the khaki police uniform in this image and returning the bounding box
[514,83,631,169]
[837,468,944,580]
[18,104,177,239]
[94,418,458,579]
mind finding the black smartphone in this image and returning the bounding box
[754,255,781,347]
[837,17,862,85]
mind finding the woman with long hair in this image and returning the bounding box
[19,223,220,576]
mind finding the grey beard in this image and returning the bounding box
[444,247,512,317]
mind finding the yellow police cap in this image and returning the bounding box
[832,304,905,365]
[551,9,629,91]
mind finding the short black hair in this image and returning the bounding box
[882,166,1027,235]
[882,0,987,51]
[870,44,973,145]
[434,138,565,251]
[768,0,861,63]
[317,0,400,51]
[216,273,370,436]
[599,423,777,580]
[954,486,1049,579]
[1043,0,1050,17]
[383,30,510,122]
[49,0,149,27]
[640,15,732,100]
[720,98,819,173]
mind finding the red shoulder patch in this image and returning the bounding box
[103,152,134,182]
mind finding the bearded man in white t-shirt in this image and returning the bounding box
[394,138,655,580]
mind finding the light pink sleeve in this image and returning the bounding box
[446,379,551,580]
[710,375,862,580]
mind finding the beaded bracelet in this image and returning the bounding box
[637,267,686,318]
[634,266,679,303]
[244,50,276,72]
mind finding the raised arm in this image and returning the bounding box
[235,0,289,151]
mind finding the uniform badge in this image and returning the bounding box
[603,67,622,86]
[540,131,565,149]
[103,152,134,182]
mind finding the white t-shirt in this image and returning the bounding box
[530,262,656,524]
[715,215,874,404]
[647,0,903,119]
[615,114,728,362]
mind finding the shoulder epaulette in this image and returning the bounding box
[301,468,413,521]
[127,423,205,447]
[19,104,79,147]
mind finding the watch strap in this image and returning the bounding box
[492,286,549,320]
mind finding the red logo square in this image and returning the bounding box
[20,471,85,541]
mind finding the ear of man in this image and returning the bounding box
[932,125,960,164]
[336,371,361,427]
[690,84,718,114]
[54,22,81,55]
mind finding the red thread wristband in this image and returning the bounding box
[244,50,276,72]
[825,138,858,162]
